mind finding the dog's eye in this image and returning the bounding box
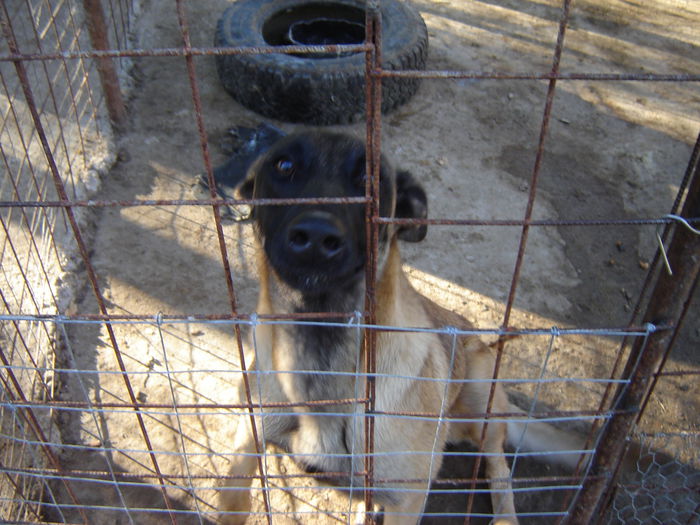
[348,151,367,188]
[275,157,296,178]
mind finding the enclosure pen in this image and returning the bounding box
[1,1,699,525]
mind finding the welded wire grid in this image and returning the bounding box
[1,0,131,522]
[0,1,698,524]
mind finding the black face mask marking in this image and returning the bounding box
[243,132,427,296]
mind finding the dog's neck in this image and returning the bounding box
[255,240,404,371]
[264,272,366,319]
[257,239,401,320]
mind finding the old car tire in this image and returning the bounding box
[214,0,428,125]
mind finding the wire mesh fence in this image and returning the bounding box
[609,431,699,525]
[1,0,131,521]
[1,0,699,524]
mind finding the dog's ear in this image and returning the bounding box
[231,168,256,222]
[395,170,428,242]
[235,155,261,200]
[235,173,255,200]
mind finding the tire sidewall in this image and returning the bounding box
[215,0,425,74]
[214,0,427,124]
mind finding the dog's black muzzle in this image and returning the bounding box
[265,208,364,295]
[285,210,348,266]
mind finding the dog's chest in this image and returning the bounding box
[274,323,361,405]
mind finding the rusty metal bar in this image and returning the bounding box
[0,196,369,208]
[362,2,383,521]
[12,465,596,486]
[21,0,81,189]
[465,0,574,521]
[377,217,699,227]
[567,133,700,524]
[378,70,700,82]
[82,0,127,127]
[594,132,700,420]
[173,0,273,522]
[4,45,700,85]
[4,197,699,224]
[500,0,572,369]
[591,272,700,525]
[632,134,700,423]
[0,13,65,268]
[0,44,372,61]
[591,235,700,525]
[2,191,697,226]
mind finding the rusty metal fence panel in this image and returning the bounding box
[1,0,698,524]
[0,0,130,521]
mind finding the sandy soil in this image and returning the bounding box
[50,0,699,523]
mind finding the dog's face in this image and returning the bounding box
[239,132,427,296]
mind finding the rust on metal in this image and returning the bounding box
[362,2,383,521]
[567,132,700,525]
[0,345,88,524]
[4,46,700,85]
[2,0,698,522]
[82,0,127,127]
[465,1,575,521]
[175,0,273,520]
[565,131,700,520]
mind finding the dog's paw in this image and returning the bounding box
[491,518,519,525]
[218,488,252,525]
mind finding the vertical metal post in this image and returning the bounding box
[363,2,382,522]
[174,0,273,522]
[567,151,700,524]
[83,0,127,127]
[467,1,573,521]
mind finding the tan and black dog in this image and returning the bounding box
[219,131,584,525]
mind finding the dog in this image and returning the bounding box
[218,131,585,525]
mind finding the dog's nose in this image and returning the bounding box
[286,212,347,262]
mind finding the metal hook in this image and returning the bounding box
[656,214,700,276]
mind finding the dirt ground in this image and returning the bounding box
[51,0,699,523]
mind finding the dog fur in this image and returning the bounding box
[218,131,583,525]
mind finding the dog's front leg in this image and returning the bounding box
[452,346,520,525]
[454,419,518,525]
[482,422,519,525]
[219,346,295,525]
[382,495,428,525]
[219,408,296,524]
[218,416,262,525]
